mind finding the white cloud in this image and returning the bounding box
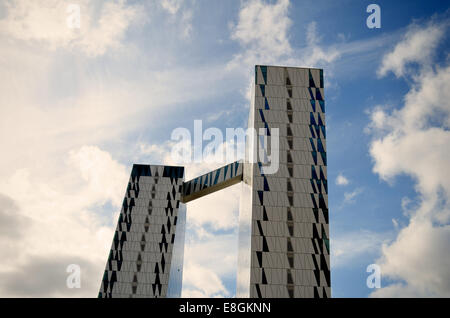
[368,20,450,297]
[0,0,144,57]
[0,145,128,297]
[230,0,292,63]
[336,173,349,186]
[161,0,183,15]
[183,232,238,276]
[181,230,238,298]
[301,21,340,68]
[180,9,194,39]
[67,146,130,208]
[228,0,340,100]
[0,0,226,297]
[227,0,293,102]
[378,22,446,78]
[0,255,101,297]
[186,185,241,231]
[159,0,193,39]
[229,0,339,70]
[2,0,435,299]
[343,188,363,204]
[182,262,229,298]
[371,220,450,297]
[332,230,392,268]
[392,218,399,229]
[368,66,450,211]
[138,137,244,230]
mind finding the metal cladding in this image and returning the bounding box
[181,161,243,203]
[98,164,185,298]
[99,65,329,298]
[237,66,330,298]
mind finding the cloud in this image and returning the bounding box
[138,136,244,230]
[180,9,194,39]
[335,173,350,186]
[227,0,293,102]
[368,63,450,208]
[300,21,340,68]
[181,230,238,298]
[0,0,144,57]
[0,193,30,239]
[2,0,436,299]
[159,0,193,39]
[182,262,229,298]
[369,282,436,298]
[377,21,446,78]
[228,0,340,100]
[332,230,392,268]
[67,146,129,208]
[161,0,183,15]
[186,185,241,231]
[0,0,244,297]
[228,0,340,70]
[343,188,363,205]
[0,39,238,179]
[0,145,128,297]
[0,255,99,297]
[371,220,450,297]
[367,19,450,297]
[391,218,399,229]
[230,0,292,63]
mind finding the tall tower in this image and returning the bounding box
[98,165,186,298]
[237,66,330,298]
[98,65,330,298]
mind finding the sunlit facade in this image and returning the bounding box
[99,65,330,298]
[237,66,330,297]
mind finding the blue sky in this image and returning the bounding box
[0,0,449,297]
